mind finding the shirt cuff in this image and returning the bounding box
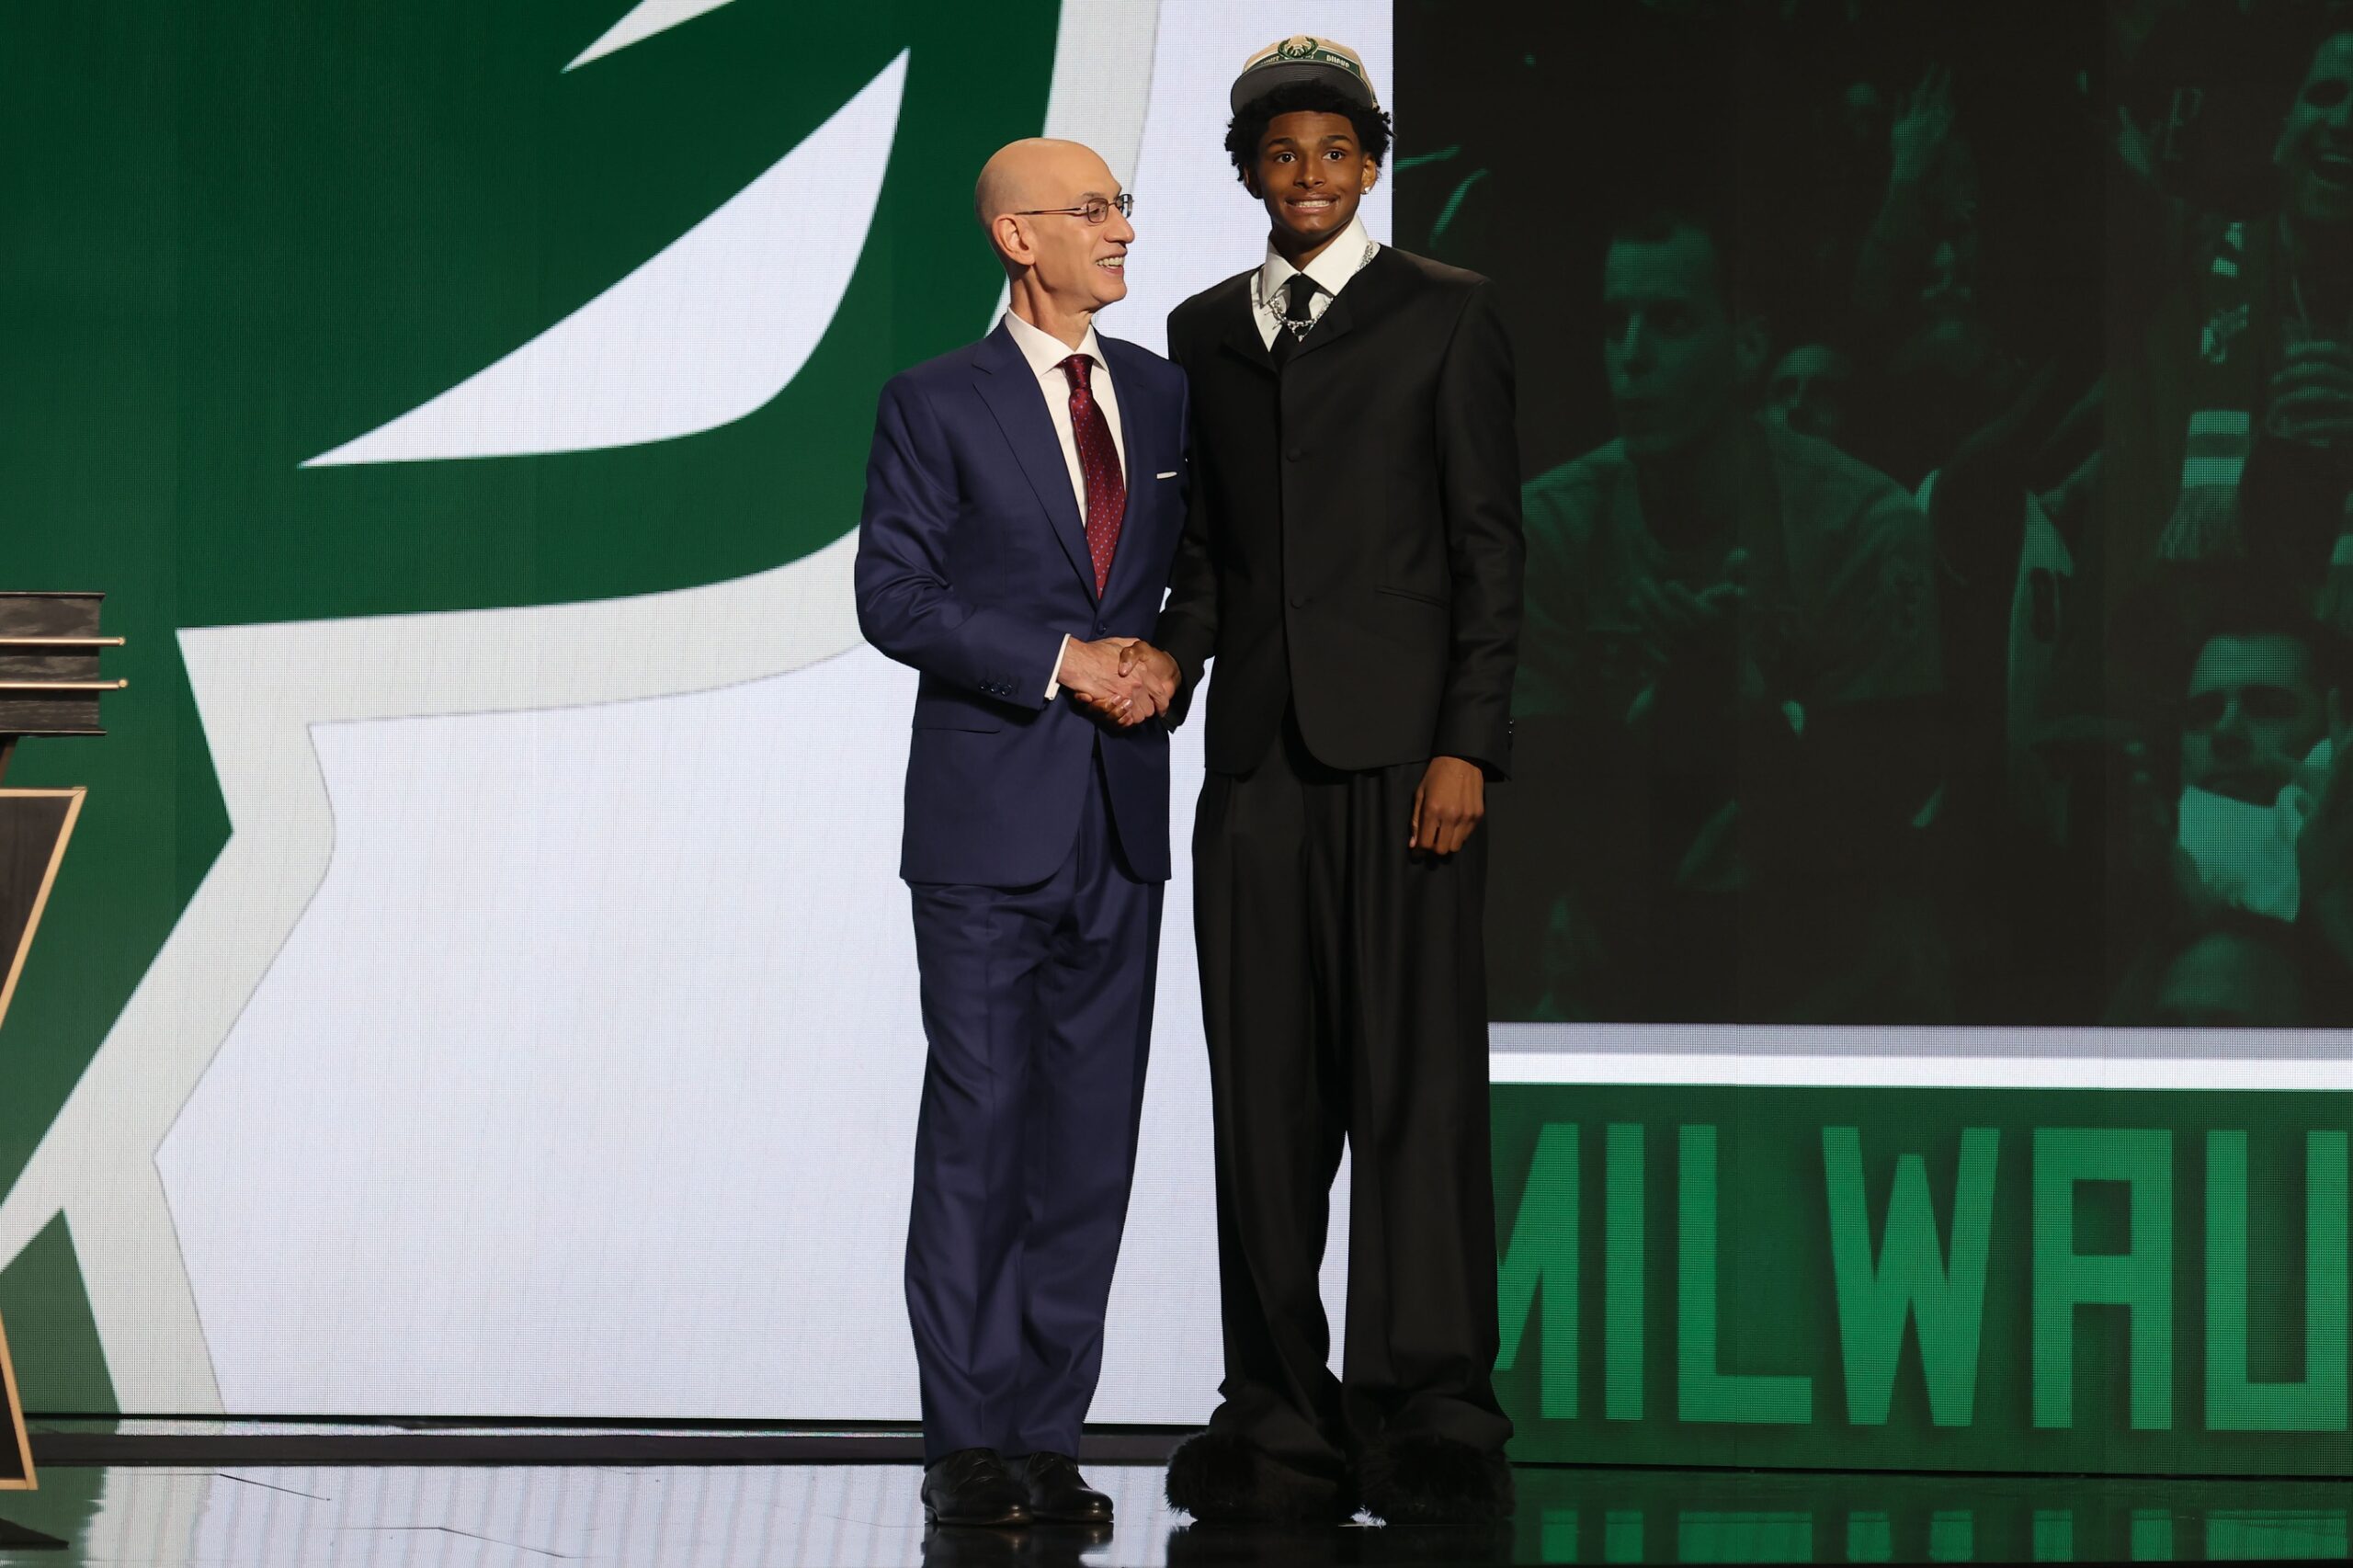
[1044,634,1072,701]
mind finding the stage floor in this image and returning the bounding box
[1,1460,2349,1566]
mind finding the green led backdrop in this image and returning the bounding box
[1408,0,2353,1474]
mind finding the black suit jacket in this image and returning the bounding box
[1154,247,1523,776]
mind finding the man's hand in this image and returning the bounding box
[1890,64,1957,187]
[1628,551,1768,715]
[1629,550,1747,654]
[1056,636,1161,727]
[1410,756,1486,856]
[1631,575,1742,645]
[1116,640,1181,710]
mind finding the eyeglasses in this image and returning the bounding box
[1013,193,1135,225]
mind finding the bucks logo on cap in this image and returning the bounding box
[1232,34,1380,112]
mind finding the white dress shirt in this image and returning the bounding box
[1002,309,1127,699]
[1252,212,1380,350]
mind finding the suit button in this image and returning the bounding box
[1284,447,1305,462]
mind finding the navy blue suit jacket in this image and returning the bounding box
[855,322,1188,887]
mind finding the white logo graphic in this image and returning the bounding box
[304,53,902,467]
[567,0,746,73]
[0,30,919,1412]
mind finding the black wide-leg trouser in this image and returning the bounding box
[1190,711,1512,1481]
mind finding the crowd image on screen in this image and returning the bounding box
[1398,0,2353,1027]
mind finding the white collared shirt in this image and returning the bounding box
[1002,309,1128,699]
[1003,309,1127,519]
[1252,212,1379,349]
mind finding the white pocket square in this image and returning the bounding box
[1155,470,1177,479]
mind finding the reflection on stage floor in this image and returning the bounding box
[0,1460,2347,1565]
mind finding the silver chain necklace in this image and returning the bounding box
[1256,239,1379,339]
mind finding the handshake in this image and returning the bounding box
[1058,636,1180,728]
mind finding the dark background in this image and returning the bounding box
[1393,0,2353,1028]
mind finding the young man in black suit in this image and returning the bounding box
[1120,35,1525,1528]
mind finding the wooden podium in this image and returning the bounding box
[0,592,123,1550]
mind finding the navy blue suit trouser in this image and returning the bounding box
[904,756,1162,1462]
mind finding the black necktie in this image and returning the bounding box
[1269,273,1317,369]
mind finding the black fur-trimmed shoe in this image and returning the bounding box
[1357,1434,1514,1526]
[1164,1430,1354,1525]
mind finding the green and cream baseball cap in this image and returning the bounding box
[1230,35,1381,114]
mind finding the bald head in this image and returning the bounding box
[975,139,1120,267]
[974,137,1133,334]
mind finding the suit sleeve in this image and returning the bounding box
[1430,281,1526,776]
[854,374,1065,710]
[1154,334,1219,726]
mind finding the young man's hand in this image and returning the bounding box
[1058,637,1162,726]
[1116,640,1181,710]
[1410,756,1486,856]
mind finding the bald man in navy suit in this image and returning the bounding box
[855,138,1189,1531]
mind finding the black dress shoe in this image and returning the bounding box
[922,1448,1031,1527]
[1018,1451,1113,1524]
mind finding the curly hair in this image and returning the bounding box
[1224,80,1392,186]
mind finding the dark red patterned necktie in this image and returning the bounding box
[1060,355,1125,594]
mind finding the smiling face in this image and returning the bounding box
[978,139,1132,315]
[2180,632,2328,804]
[1245,109,1375,256]
[2276,32,2353,230]
[1024,145,1132,312]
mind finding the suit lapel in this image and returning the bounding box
[1211,247,1410,373]
[1290,247,1407,365]
[1097,342,1158,607]
[974,324,1097,601]
[1214,280,1277,379]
